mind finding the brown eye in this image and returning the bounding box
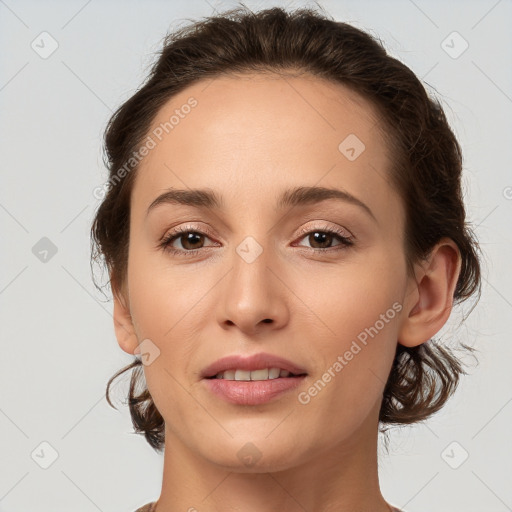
[159,226,217,256]
[307,231,335,249]
[177,232,205,250]
[162,231,207,251]
[296,228,353,251]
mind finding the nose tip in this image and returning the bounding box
[218,245,289,335]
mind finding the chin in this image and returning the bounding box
[202,437,305,473]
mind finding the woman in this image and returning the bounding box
[90,6,481,512]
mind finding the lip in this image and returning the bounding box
[204,376,306,405]
[200,352,308,379]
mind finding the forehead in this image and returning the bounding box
[132,72,398,223]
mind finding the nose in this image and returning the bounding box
[217,239,289,336]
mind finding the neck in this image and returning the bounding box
[155,402,391,512]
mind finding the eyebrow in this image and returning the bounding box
[146,185,376,222]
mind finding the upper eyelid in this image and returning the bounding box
[164,222,350,237]
[163,223,353,246]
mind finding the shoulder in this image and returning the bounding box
[134,502,157,512]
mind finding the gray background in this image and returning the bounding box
[1,0,511,511]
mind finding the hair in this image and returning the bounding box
[90,5,482,452]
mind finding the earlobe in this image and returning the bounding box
[398,238,462,348]
[111,277,139,355]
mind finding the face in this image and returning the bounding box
[119,72,415,471]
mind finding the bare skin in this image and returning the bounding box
[112,72,462,512]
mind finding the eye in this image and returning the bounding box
[159,225,217,256]
[294,225,354,251]
[158,223,354,257]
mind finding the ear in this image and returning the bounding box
[398,237,462,347]
[111,275,139,355]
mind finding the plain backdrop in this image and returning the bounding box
[1,1,511,511]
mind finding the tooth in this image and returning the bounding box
[250,368,269,381]
[216,368,296,380]
[235,369,251,381]
[223,370,236,380]
[268,367,281,379]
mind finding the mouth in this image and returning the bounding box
[203,363,308,405]
[201,352,308,381]
[206,367,307,380]
[203,367,307,406]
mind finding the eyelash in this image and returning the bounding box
[158,223,354,257]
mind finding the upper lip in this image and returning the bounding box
[201,352,308,379]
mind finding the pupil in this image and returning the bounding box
[183,233,203,249]
[311,232,331,248]
[180,231,334,251]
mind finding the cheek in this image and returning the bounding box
[294,260,402,407]
[295,255,403,342]
[125,248,212,404]
[126,243,212,339]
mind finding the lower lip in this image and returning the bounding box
[203,376,306,405]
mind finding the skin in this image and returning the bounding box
[112,72,462,512]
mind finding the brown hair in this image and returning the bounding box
[90,5,482,452]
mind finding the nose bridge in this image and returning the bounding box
[231,233,274,306]
[218,232,288,332]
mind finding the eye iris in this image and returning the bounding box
[309,231,332,249]
[170,229,342,252]
[182,232,204,250]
